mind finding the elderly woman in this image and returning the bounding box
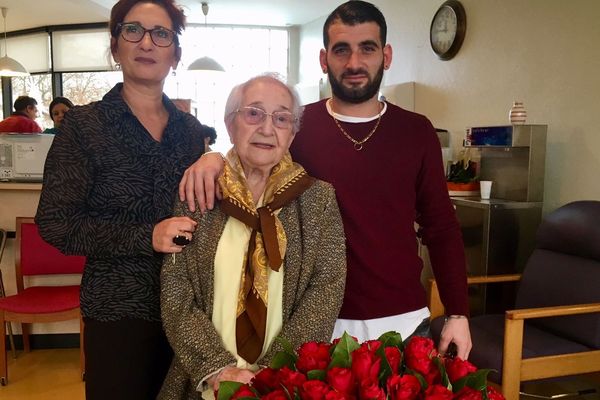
[35,1,205,399]
[159,74,346,400]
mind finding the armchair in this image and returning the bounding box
[0,217,86,385]
[429,201,600,400]
[0,229,16,359]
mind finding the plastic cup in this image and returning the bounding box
[480,181,492,199]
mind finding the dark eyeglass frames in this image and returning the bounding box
[117,22,177,47]
[235,106,297,130]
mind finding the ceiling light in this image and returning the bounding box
[188,2,225,72]
[0,8,29,77]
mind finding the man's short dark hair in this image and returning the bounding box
[13,96,38,113]
[323,0,387,48]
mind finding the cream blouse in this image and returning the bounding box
[211,207,284,369]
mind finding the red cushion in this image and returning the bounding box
[0,286,80,314]
[20,223,85,275]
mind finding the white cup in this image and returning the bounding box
[480,180,493,199]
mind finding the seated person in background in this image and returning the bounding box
[0,95,42,133]
[200,124,217,151]
[43,96,74,134]
[158,73,346,400]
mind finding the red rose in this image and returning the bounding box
[453,386,483,400]
[262,389,289,400]
[404,337,437,380]
[358,379,386,400]
[278,366,307,396]
[325,390,347,400]
[252,367,281,393]
[486,386,505,400]
[301,380,331,400]
[425,368,442,387]
[384,346,402,374]
[423,384,453,399]
[444,358,477,383]
[351,346,381,382]
[327,367,356,395]
[297,342,331,373]
[231,384,257,400]
[387,374,421,400]
[361,340,382,352]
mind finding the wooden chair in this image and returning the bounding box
[0,217,86,385]
[429,201,600,400]
[0,229,16,359]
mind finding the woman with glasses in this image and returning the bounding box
[35,1,205,399]
[158,74,346,400]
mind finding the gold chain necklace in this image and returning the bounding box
[332,107,382,151]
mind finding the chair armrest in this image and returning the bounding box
[507,302,600,320]
[428,274,522,319]
[467,274,522,285]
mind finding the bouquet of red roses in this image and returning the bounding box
[218,332,504,400]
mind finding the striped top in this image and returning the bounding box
[35,83,206,322]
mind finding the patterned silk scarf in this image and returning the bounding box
[218,149,314,363]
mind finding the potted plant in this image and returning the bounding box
[447,152,479,196]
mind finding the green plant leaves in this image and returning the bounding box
[329,332,360,369]
[453,369,492,392]
[217,381,245,400]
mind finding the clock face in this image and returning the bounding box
[430,0,466,60]
[431,6,457,54]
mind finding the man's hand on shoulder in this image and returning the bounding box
[178,152,225,213]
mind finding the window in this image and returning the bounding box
[52,29,113,72]
[168,25,289,153]
[11,74,52,130]
[2,24,290,154]
[62,72,122,105]
[10,72,122,130]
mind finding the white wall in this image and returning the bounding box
[298,0,600,213]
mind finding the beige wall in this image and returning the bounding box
[298,0,600,213]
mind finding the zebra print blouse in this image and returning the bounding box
[35,83,206,322]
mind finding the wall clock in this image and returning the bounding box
[430,0,466,61]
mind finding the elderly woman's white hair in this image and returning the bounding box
[224,73,304,134]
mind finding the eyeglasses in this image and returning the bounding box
[117,22,177,47]
[235,106,297,129]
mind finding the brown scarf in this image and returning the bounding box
[218,149,314,363]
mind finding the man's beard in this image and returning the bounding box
[327,63,384,104]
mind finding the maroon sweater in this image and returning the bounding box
[290,99,468,319]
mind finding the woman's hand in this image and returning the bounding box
[210,366,255,392]
[152,216,197,253]
[178,152,224,213]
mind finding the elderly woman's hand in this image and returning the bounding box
[178,152,224,214]
[152,216,197,253]
[209,366,256,391]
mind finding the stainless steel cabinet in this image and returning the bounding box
[452,197,542,315]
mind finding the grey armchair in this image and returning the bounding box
[429,200,600,400]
